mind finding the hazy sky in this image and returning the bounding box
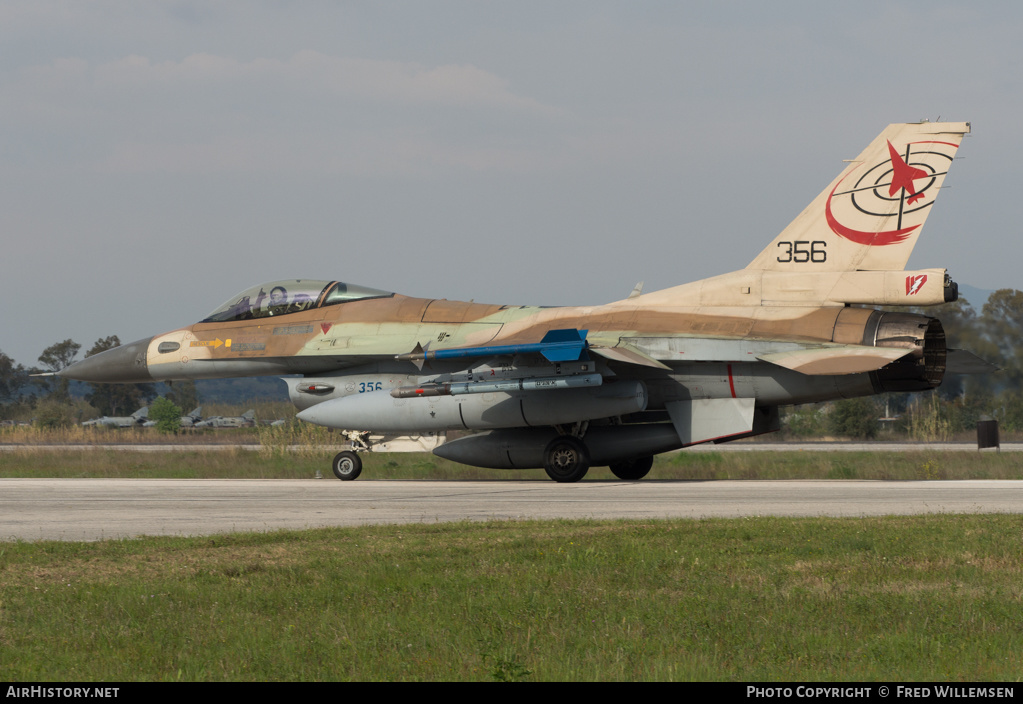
[2,1,1020,366]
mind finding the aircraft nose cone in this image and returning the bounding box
[295,405,323,425]
[59,337,154,383]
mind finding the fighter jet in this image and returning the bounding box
[143,407,203,428]
[61,121,981,481]
[82,406,149,428]
[194,410,255,429]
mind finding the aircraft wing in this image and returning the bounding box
[399,327,674,371]
[413,329,922,377]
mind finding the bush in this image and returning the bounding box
[33,397,97,428]
[783,405,827,437]
[149,397,182,434]
[906,393,953,441]
[827,397,880,439]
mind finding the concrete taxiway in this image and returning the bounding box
[2,478,1021,542]
[2,442,1022,452]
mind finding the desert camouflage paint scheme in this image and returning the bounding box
[62,122,975,481]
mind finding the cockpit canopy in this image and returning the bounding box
[201,279,394,323]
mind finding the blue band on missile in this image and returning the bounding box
[425,329,589,363]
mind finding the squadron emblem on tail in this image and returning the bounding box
[825,136,959,247]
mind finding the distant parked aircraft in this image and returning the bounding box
[82,407,148,428]
[194,409,255,428]
[143,407,203,428]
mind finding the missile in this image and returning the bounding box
[390,372,602,398]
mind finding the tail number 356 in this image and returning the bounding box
[777,241,827,263]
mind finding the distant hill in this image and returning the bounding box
[188,377,290,404]
[61,376,290,405]
[957,284,993,309]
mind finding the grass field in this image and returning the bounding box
[2,514,1022,681]
[1,446,1022,481]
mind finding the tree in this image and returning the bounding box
[981,289,1023,389]
[83,336,156,415]
[935,297,994,400]
[148,397,182,434]
[827,397,880,439]
[0,350,28,404]
[37,339,81,400]
[165,380,200,413]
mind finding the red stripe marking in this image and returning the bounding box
[727,364,737,398]
[909,140,961,148]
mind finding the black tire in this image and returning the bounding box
[543,436,590,483]
[332,451,363,481]
[609,455,653,481]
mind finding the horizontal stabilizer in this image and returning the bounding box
[946,349,999,375]
[666,398,756,446]
[757,346,910,375]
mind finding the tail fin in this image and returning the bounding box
[747,121,969,272]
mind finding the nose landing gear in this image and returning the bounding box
[331,450,363,481]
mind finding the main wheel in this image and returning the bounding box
[609,455,653,480]
[331,450,363,481]
[543,436,590,483]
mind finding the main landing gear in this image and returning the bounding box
[543,435,590,483]
[328,430,654,483]
[542,434,653,483]
[608,455,653,481]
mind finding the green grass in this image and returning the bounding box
[2,515,1022,681]
[660,449,1023,481]
[1,447,1022,481]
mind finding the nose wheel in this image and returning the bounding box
[331,450,363,481]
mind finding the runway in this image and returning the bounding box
[2,478,1021,542]
[2,442,1022,452]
